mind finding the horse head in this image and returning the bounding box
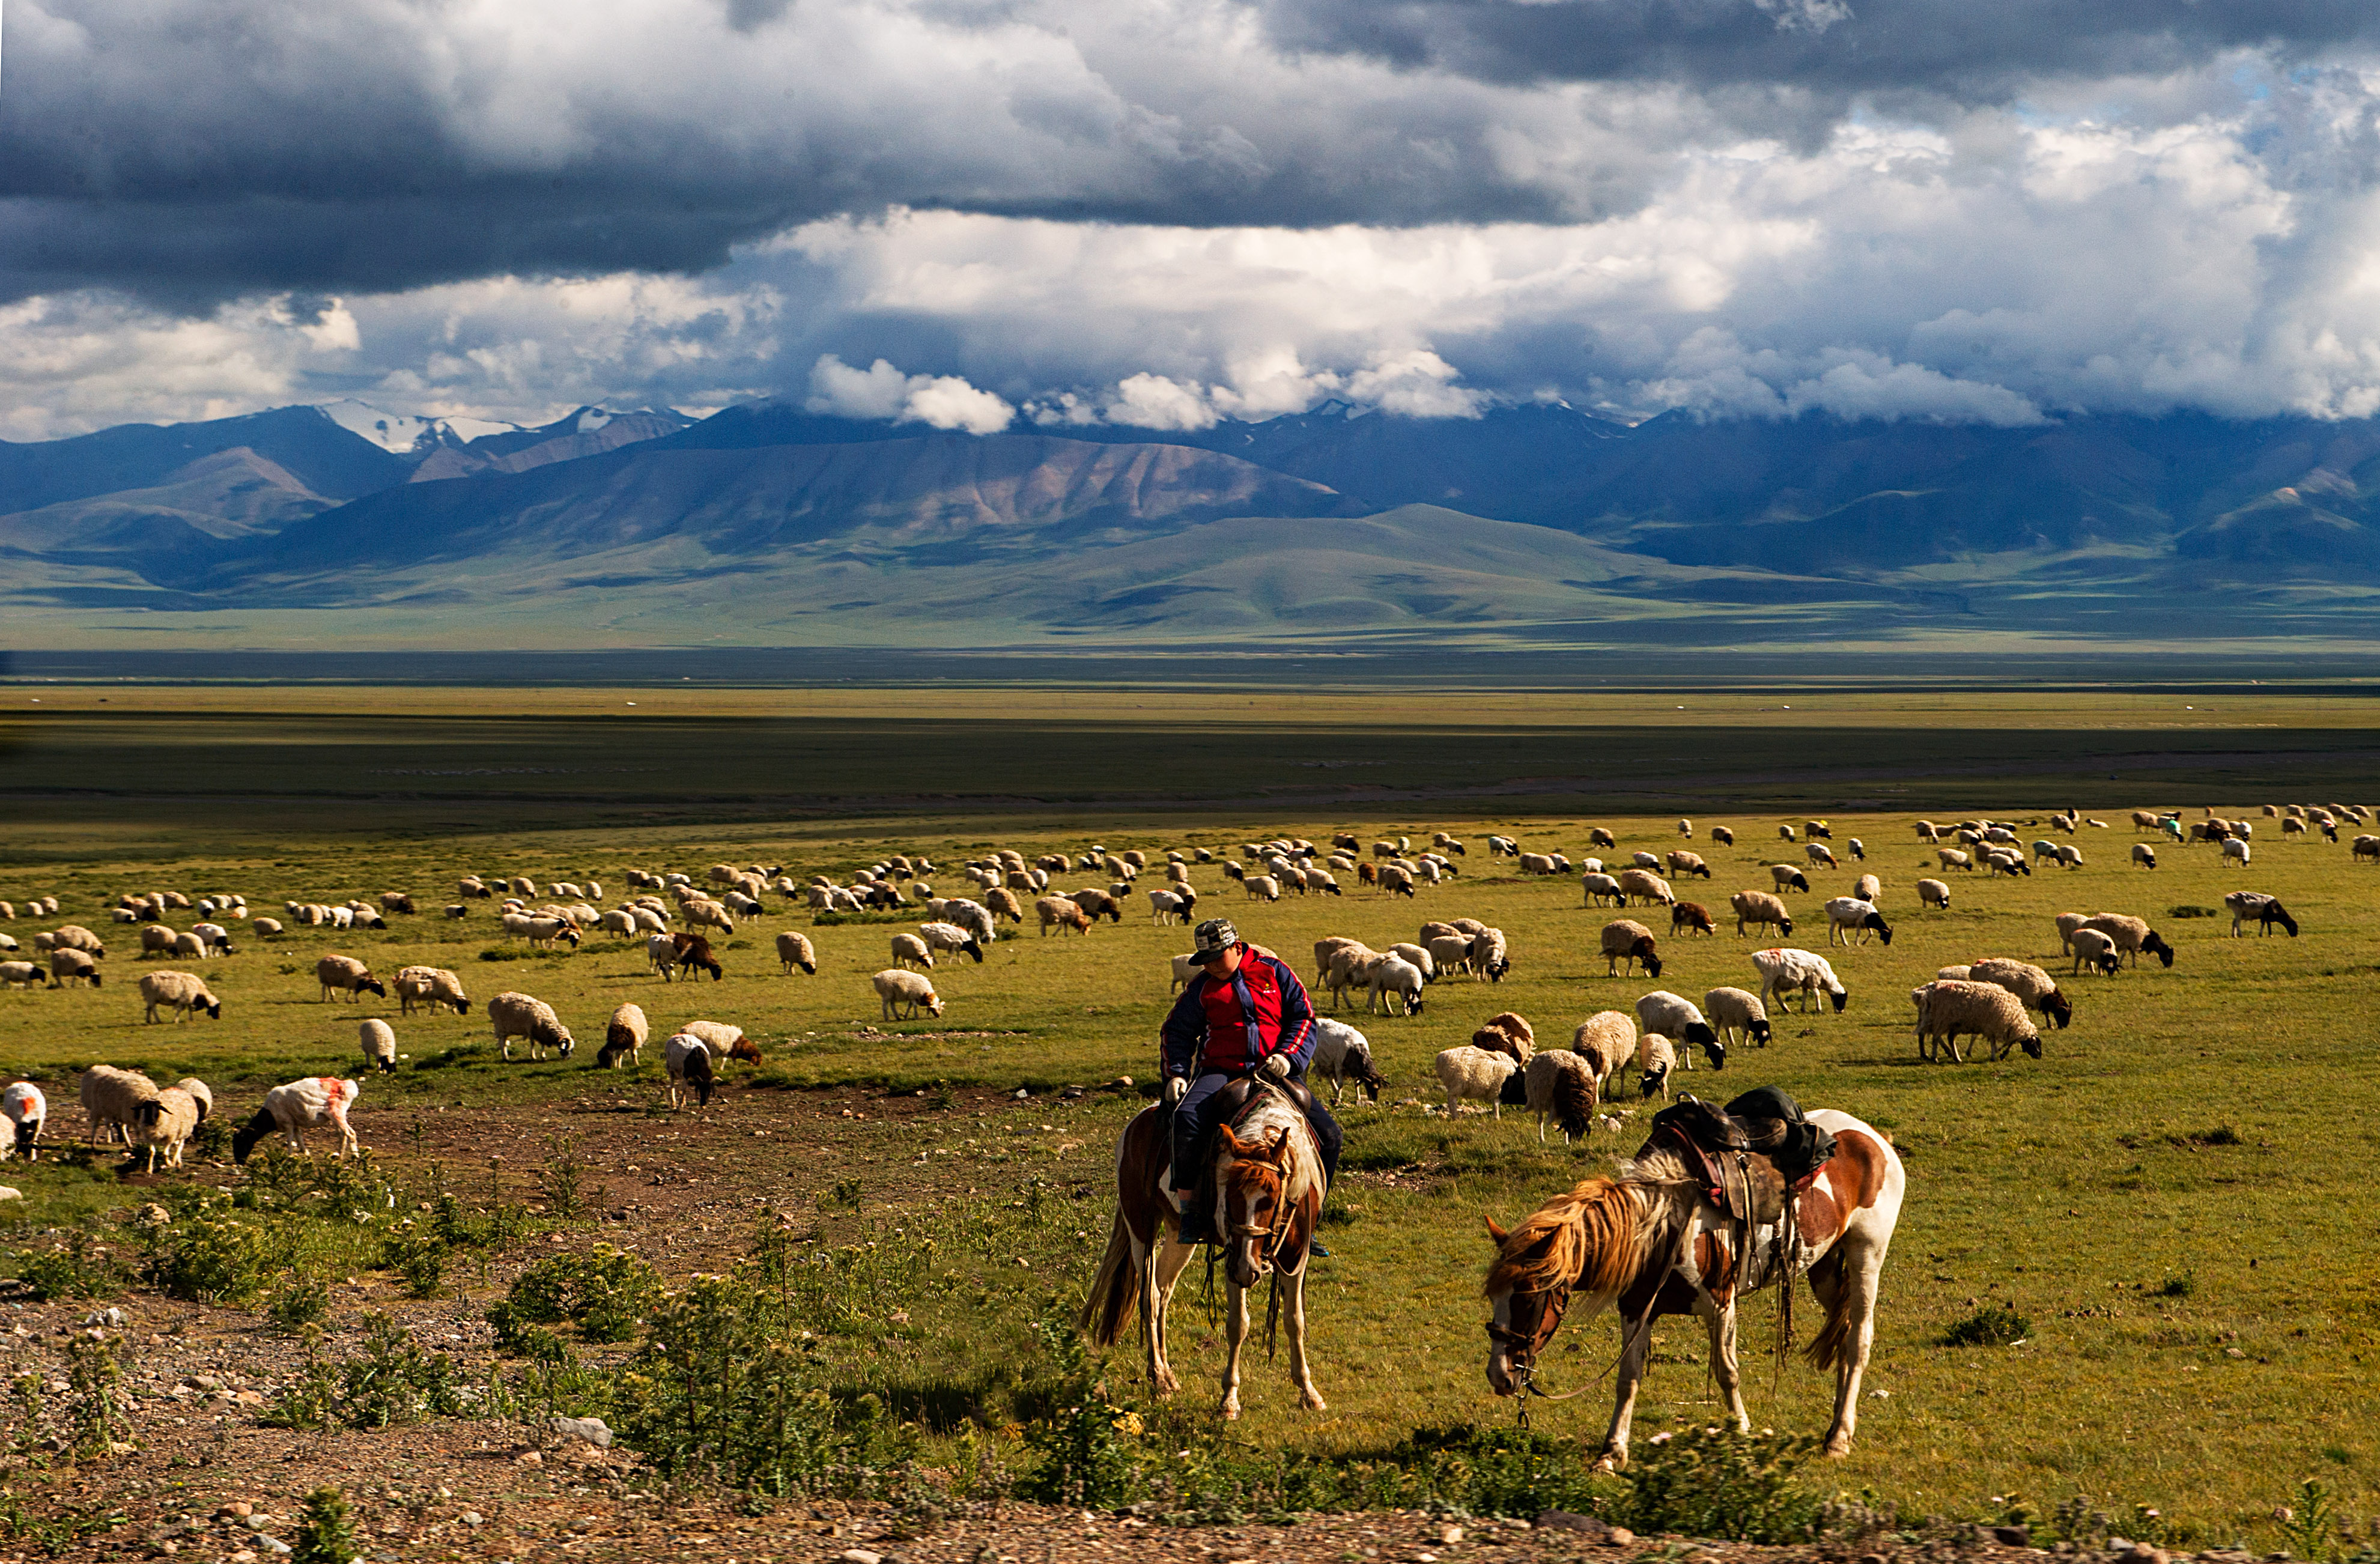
[1216,1123,1296,1289]
[1481,1178,1644,1398]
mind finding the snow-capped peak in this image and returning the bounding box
[312,398,524,453]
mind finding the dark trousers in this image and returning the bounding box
[1169,1072,1341,1237]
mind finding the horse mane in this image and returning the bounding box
[1484,1177,1641,1299]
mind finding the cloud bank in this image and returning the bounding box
[8,0,2380,436]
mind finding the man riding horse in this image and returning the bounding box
[1160,918,1342,1248]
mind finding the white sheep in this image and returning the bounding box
[1852,873,1881,903]
[664,1034,720,1108]
[315,955,387,1003]
[394,966,472,1017]
[1752,947,1847,1015]
[2222,837,2251,866]
[1805,842,1838,869]
[133,1082,208,1172]
[1524,1050,1597,1142]
[1767,864,1811,894]
[360,1019,398,1074]
[1617,869,1675,906]
[1911,980,2041,1062]
[2132,844,2158,868]
[1635,990,1722,1067]
[49,949,102,989]
[1580,872,1626,908]
[0,961,39,989]
[1598,918,1662,978]
[252,917,284,938]
[1967,957,2075,1029]
[767,930,815,977]
[2,1083,45,1160]
[1309,1017,1384,1106]
[1916,878,1952,909]
[1823,896,1893,948]
[1703,986,1771,1048]
[2068,928,2121,976]
[874,968,944,1020]
[139,969,222,1023]
[1567,1010,1636,1096]
[2080,913,2176,969]
[1937,847,1974,873]
[79,1065,157,1144]
[890,932,935,971]
[1729,890,1794,938]
[2054,844,2084,869]
[1433,1045,1519,1118]
[918,921,985,963]
[600,1003,650,1068]
[1368,956,1425,1016]
[1388,941,1437,979]
[1634,1033,1678,1100]
[234,1078,362,1161]
[490,992,575,1061]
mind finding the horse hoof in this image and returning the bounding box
[1221,1401,1240,1421]
[1301,1392,1328,1411]
[1591,1454,1622,1475]
[1823,1441,1852,1459]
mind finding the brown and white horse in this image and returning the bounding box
[1079,1087,1327,1419]
[1483,1106,1902,1465]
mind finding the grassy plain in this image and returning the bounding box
[1,685,2376,1543]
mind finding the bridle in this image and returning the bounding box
[1224,1159,1298,1275]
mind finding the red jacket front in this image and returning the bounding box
[1159,947,1315,1077]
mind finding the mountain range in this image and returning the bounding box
[4,396,2378,650]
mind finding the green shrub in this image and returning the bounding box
[1608,1425,1824,1542]
[268,1278,334,1333]
[142,1214,285,1305]
[491,1243,660,1346]
[1941,1302,2032,1347]
[290,1487,360,1564]
[379,1230,447,1299]
[264,1315,469,1431]
[1016,1315,1142,1509]
[13,1232,124,1302]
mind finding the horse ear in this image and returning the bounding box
[1261,1127,1290,1162]
[1215,1125,1252,1157]
[1484,1214,1509,1244]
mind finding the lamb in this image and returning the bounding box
[1937,848,1974,873]
[1524,1050,1598,1142]
[2223,891,2300,938]
[1617,869,1675,907]
[1752,947,1848,1016]
[1368,956,1425,1016]
[79,1065,159,1144]
[1805,842,1838,870]
[2,1083,44,1160]
[665,1034,720,1108]
[133,1082,208,1172]
[1703,986,1771,1049]
[360,1019,398,1073]
[919,921,984,963]
[1670,902,1716,936]
[1037,896,1091,936]
[0,962,38,989]
[489,992,575,1061]
[1433,1046,1520,1118]
[2079,913,2176,969]
[599,1003,649,1068]
[1599,919,1662,978]
[1768,864,1811,893]
[1635,1032,1678,1099]
[1966,957,2075,1029]
[890,932,935,971]
[1309,1017,1386,1106]
[48,949,102,988]
[1848,837,1865,861]
[1777,823,1796,841]
[1634,990,1723,1068]
[1729,890,1794,938]
[1567,1011,1636,1096]
[1911,980,2041,1062]
[1823,896,1893,948]
[234,1078,362,1161]
[1580,873,1626,908]
[139,969,222,1023]
[873,968,944,1021]
[2067,929,2122,976]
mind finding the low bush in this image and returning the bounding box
[1941,1303,2031,1347]
[490,1243,661,1348]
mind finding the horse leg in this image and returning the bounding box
[1146,1236,1195,1396]
[1596,1307,1656,1471]
[1219,1278,1249,1420]
[1820,1243,1888,1458]
[1698,1294,1750,1434]
[1286,1264,1326,1411]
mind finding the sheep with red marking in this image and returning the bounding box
[2,1083,44,1160]
[234,1077,362,1161]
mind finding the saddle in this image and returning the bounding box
[1641,1086,1835,1228]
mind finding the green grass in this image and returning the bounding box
[1,688,2376,1542]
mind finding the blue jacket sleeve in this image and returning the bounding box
[1268,957,1317,1073]
[1159,979,1208,1080]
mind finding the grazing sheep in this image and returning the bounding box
[681,899,735,935]
[1388,941,1437,980]
[1433,1046,1519,1118]
[48,949,102,989]
[133,1083,207,1172]
[1676,819,1693,837]
[138,924,178,959]
[1768,864,1811,894]
[1703,986,1771,1049]
[1426,932,1475,976]
[1851,873,1882,903]
[918,921,984,963]
[1599,918,1662,978]
[1524,1050,1597,1142]
[1823,896,1893,948]
[1911,980,2041,1062]
[1666,850,1711,879]
[1729,890,1794,938]
[139,969,222,1023]
[314,955,386,1004]
[983,887,1025,924]
[1368,956,1426,1016]
[1310,1017,1386,1106]
[2053,844,2084,870]
[664,1034,720,1107]
[2,1083,44,1160]
[1805,842,1838,870]
[680,1020,759,1063]
[1148,889,1189,925]
[1469,926,1511,982]
[1752,947,1848,1016]
[189,923,235,955]
[1777,823,1797,841]
[1580,872,1626,908]
[599,1003,650,1069]
[1567,1011,1636,1096]
[1848,837,1865,861]
[1937,847,1974,873]
[1482,1011,1537,1052]
[1376,865,1415,899]
[1670,902,1716,937]
[1517,853,1559,876]
[2079,913,2176,969]
[1470,1021,1531,1067]
[2221,837,2251,867]
[2067,929,2122,976]
[489,992,575,1061]
[2223,891,2300,938]
[1069,888,1125,923]
[1967,957,2075,1029]
[1710,826,1735,846]
[773,931,818,977]
[890,932,935,971]
[1585,828,1617,850]
[1634,991,1723,1068]
[1908,879,1948,913]
[79,1065,159,1145]
[667,932,724,982]
[1616,869,1675,908]
[0,961,40,989]
[873,968,944,1021]
[360,1019,398,1073]
[51,926,105,956]
[1630,850,1663,871]
[1036,896,1091,936]
[234,1077,362,1161]
[1635,1034,1678,1100]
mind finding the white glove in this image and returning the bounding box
[1164,1076,1189,1105]
[1258,1054,1291,1082]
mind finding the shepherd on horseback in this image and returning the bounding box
[1078,918,1335,1416]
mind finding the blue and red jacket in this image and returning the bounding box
[1159,945,1316,1081]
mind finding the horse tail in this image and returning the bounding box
[1078,1203,1141,1348]
[1801,1249,1854,1370]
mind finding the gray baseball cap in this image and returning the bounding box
[1191,918,1239,959]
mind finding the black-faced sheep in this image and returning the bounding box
[1634,990,1722,1068]
[600,1002,649,1068]
[1729,890,1793,938]
[2078,913,2176,969]
[2,1082,44,1160]
[139,969,222,1023]
[1911,979,2041,1062]
[79,1065,157,1144]
[490,992,575,1061]
[1703,986,1771,1048]
[1310,1017,1385,1106]
[1966,957,2075,1029]
[315,955,386,1003]
[1823,897,1893,948]
[1599,918,1662,978]
[234,1078,362,1161]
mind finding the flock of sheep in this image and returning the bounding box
[0,801,2355,1170]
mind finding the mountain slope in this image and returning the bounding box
[0,406,407,513]
[0,448,334,560]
